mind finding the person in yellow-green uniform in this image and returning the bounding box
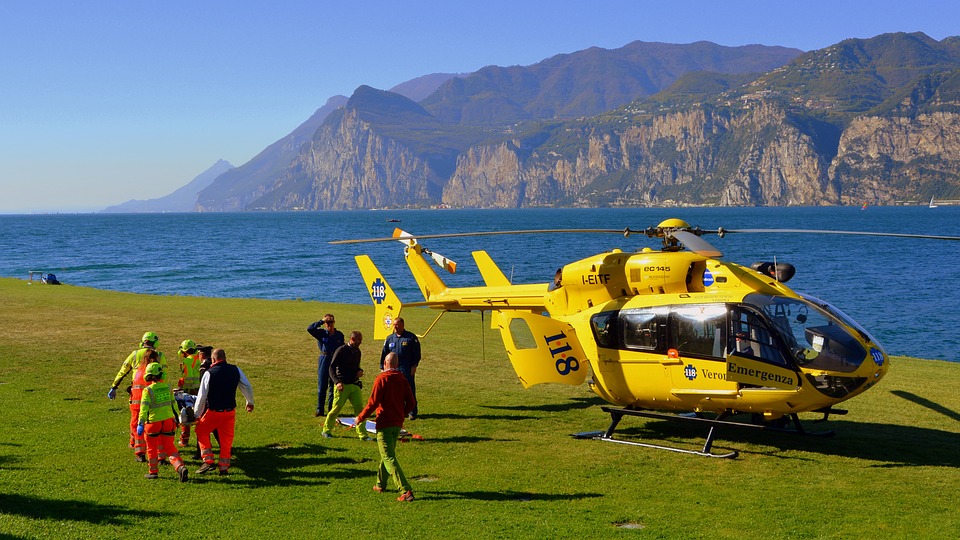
[176,339,202,446]
[107,331,168,462]
[137,356,188,482]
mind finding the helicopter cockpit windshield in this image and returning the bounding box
[742,293,868,374]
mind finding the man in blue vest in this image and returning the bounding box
[194,348,254,476]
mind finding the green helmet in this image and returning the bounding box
[142,331,159,346]
[145,362,163,378]
[180,339,196,352]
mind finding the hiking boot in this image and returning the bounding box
[196,462,217,475]
[315,409,324,417]
[361,436,373,442]
[135,454,147,463]
[321,432,332,439]
[219,469,229,476]
[144,473,158,480]
[373,485,385,493]
[397,490,415,502]
[178,466,189,483]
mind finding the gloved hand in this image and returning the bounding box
[136,424,145,437]
[107,387,117,400]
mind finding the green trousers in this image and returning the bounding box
[376,426,410,493]
[322,383,368,439]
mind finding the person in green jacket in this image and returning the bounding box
[137,356,189,482]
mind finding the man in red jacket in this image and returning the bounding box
[356,352,416,502]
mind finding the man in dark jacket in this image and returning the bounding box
[321,331,369,440]
[307,313,344,417]
[357,352,416,502]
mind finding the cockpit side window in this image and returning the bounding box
[731,308,791,366]
[621,307,668,351]
[669,305,727,360]
[590,311,618,349]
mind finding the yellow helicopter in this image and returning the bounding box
[333,219,960,458]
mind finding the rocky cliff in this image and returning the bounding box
[442,102,841,207]
[248,108,444,210]
[195,33,960,211]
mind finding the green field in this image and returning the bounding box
[1,277,959,539]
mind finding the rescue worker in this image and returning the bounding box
[176,339,202,447]
[194,348,254,476]
[108,331,168,462]
[379,318,421,419]
[137,357,188,482]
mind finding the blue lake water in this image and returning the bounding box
[2,206,958,362]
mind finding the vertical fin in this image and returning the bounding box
[473,251,511,286]
[355,255,403,340]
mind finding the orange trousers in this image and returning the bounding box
[128,404,146,456]
[196,409,235,472]
[145,418,185,475]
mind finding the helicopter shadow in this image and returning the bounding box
[607,415,960,467]
[483,396,606,414]
[891,390,960,422]
[413,412,539,422]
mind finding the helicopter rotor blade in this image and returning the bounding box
[720,229,960,241]
[391,228,457,274]
[427,250,457,274]
[329,228,626,244]
[329,225,960,246]
[668,230,723,257]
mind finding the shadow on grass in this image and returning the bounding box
[0,493,167,525]
[891,390,960,422]
[0,443,22,469]
[419,436,504,444]
[207,443,374,488]
[483,396,605,413]
[592,415,960,467]
[427,489,603,502]
[414,412,539,422]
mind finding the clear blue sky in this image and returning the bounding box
[2,1,957,213]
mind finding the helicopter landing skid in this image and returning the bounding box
[573,407,836,458]
[573,407,739,459]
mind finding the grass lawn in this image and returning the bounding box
[1,277,959,539]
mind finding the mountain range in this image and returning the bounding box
[117,32,960,212]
